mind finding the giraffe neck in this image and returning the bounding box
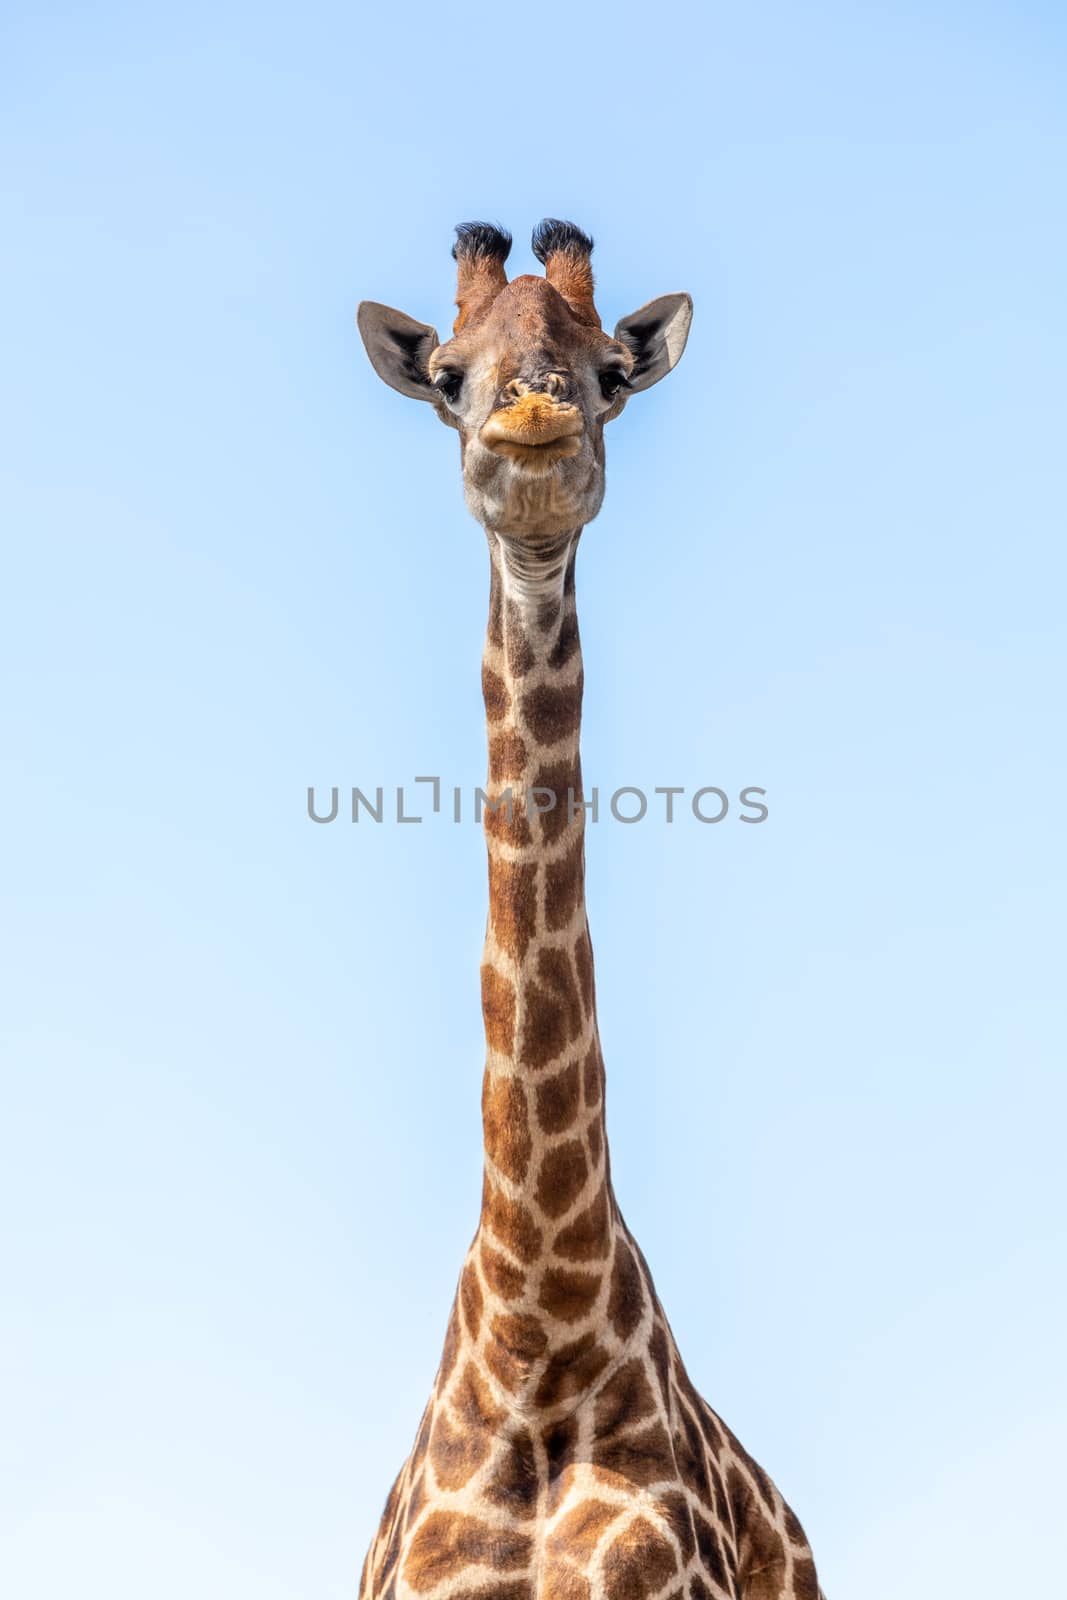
[468,526,623,1406]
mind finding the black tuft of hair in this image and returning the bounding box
[452,222,513,263]
[531,218,594,262]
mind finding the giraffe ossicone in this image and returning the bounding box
[356,221,824,1600]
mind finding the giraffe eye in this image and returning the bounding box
[599,369,630,401]
[433,369,463,404]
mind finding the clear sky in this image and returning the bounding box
[2,3,1064,1596]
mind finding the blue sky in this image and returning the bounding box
[2,2,1065,1596]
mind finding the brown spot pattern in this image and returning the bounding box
[483,1184,543,1262]
[660,1492,697,1564]
[459,1268,483,1339]
[594,1421,674,1487]
[489,728,528,780]
[573,927,595,1018]
[485,795,532,847]
[481,963,516,1054]
[536,1058,582,1133]
[539,1265,601,1323]
[544,1414,578,1484]
[483,1312,547,1388]
[535,1138,589,1219]
[545,837,584,931]
[484,1428,539,1520]
[482,663,509,722]
[488,854,538,962]
[595,1359,657,1434]
[547,1498,620,1560]
[602,1515,678,1600]
[403,1512,532,1591]
[693,1509,733,1590]
[481,1240,525,1300]
[504,603,535,676]
[583,1041,603,1106]
[522,681,582,746]
[429,1406,491,1490]
[533,1332,611,1409]
[553,1187,610,1261]
[491,1311,548,1360]
[548,606,580,668]
[520,947,584,1071]
[607,1240,646,1341]
[464,1587,533,1600]
[532,759,582,844]
[542,1569,590,1600]
[452,1359,502,1431]
[483,1075,532,1184]
[438,1305,460,1384]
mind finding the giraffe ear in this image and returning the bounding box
[612,293,693,392]
[357,301,441,402]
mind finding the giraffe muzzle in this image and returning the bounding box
[480,393,584,465]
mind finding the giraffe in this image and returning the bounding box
[356,220,824,1600]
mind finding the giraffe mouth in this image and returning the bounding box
[480,396,584,472]
[485,435,584,473]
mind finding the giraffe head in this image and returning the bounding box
[358,221,692,540]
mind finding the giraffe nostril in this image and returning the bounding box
[503,374,573,405]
